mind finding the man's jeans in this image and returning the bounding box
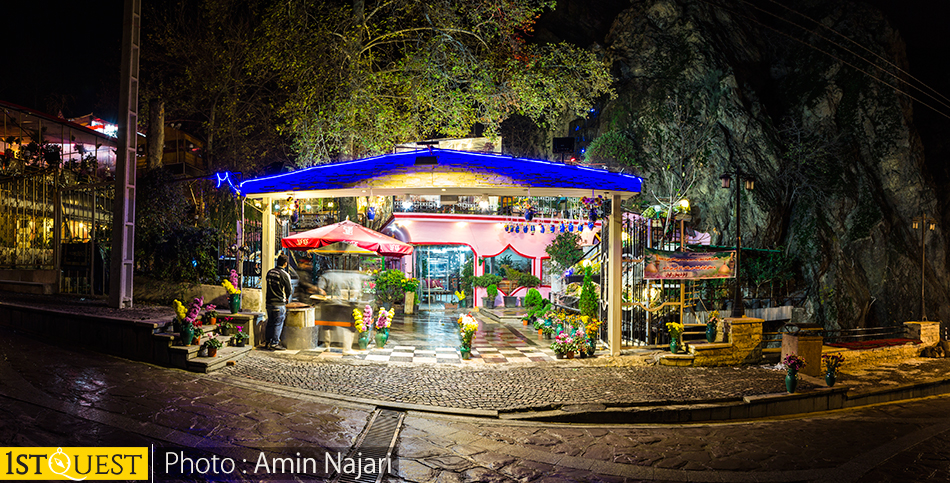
[265,305,287,346]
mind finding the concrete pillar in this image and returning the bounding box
[261,197,276,301]
[607,194,623,356]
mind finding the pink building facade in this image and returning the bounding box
[381,213,600,306]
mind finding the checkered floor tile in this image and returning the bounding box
[285,311,599,365]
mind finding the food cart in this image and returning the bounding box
[280,220,414,351]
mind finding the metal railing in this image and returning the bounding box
[823,326,907,344]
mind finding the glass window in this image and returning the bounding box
[484,247,532,276]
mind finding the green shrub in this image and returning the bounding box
[474,273,502,287]
[579,266,599,320]
[375,269,406,307]
[524,288,542,308]
[486,284,498,300]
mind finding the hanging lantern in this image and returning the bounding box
[515,225,521,233]
[560,222,566,233]
[367,206,376,220]
[588,208,598,223]
[530,224,536,234]
[568,223,574,232]
[540,224,546,234]
[588,220,595,230]
[524,209,534,222]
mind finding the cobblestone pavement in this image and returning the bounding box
[3,326,950,482]
[215,350,810,411]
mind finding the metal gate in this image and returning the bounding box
[600,214,688,347]
[60,182,114,295]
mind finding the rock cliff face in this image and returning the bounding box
[515,0,949,330]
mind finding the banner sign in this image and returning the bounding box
[643,248,735,280]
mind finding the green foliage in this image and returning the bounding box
[847,189,882,241]
[579,266,599,320]
[136,168,224,284]
[473,273,502,288]
[460,254,475,300]
[502,265,540,287]
[524,288,542,308]
[584,130,641,167]
[402,277,420,293]
[545,232,583,271]
[374,269,407,307]
[526,299,552,321]
[255,0,615,161]
[486,284,499,300]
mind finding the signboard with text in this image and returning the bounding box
[643,248,735,280]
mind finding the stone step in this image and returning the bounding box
[187,345,254,373]
[658,353,695,366]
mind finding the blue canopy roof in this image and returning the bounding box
[239,149,641,199]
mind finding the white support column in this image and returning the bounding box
[607,194,623,356]
[108,0,140,308]
[261,197,276,299]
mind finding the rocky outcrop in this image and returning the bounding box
[511,0,949,330]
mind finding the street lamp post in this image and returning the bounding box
[912,215,937,321]
[720,168,754,318]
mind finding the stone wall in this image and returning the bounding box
[690,317,763,366]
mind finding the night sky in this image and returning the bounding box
[2,0,947,127]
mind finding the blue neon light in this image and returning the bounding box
[214,171,238,192]
[238,149,642,195]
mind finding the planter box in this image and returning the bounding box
[504,296,518,308]
[481,297,495,309]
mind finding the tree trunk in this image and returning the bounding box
[146,99,165,170]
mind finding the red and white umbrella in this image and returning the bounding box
[281,220,413,257]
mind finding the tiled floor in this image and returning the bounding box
[287,308,567,364]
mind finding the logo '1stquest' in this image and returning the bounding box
[1,447,148,481]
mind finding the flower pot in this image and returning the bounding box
[825,371,836,387]
[566,351,575,359]
[192,336,200,346]
[482,297,495,309]
[358,332,370,350]
[555,352,564,360]
[375,329,389,348]
[670,338,680,354]
[786,370,799,393]
[228,293,241,314]
[587,337,596,357]
[504,296,517,308]
[217,325,231,337]
[208,317,217,327]
[179,326,193,347]
[538,329,544,339]
[208,347,218,357]
[460,347,471,360]
[706,324,716,343]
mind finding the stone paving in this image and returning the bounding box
[216,349,809,411]
[4,323,950,482]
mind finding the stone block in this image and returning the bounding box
[782,333,822,377]
[904,321,939,346]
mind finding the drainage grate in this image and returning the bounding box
[333,409,404,483]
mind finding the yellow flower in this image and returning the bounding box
[173,299,187,321]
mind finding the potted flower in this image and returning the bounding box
[458,313,478,360]
[821,353,845,387]
[230,326,250,347]
[203,305,219,328]
[216,315,235,336]
[192,327,204,346]
[783,354,806,393]
[474,273,502,308]
[666,321,684,354]
[222,269,241,313]
[353,305,372,349]
[374,307,394,348]
[551,332,578,359]
[583,316,599,357]
[203,337,223,357]
[402,278,419,315]
[706,310,720,343]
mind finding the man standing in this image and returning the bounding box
[265,253,293,350]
